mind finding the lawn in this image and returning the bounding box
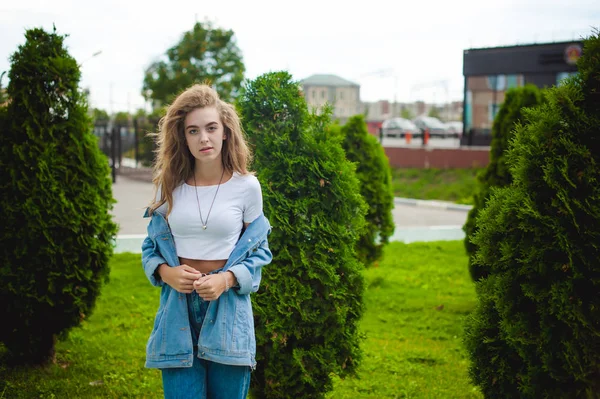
[0,241,482,398]
[391,168,482,205]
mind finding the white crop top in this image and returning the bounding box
[155,172,263,260]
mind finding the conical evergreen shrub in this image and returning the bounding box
[464,85,544,281]
[464,30,600,398]
[237,71,367,399]
[330,115,394,266]
[0,27,117,365]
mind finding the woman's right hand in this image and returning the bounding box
[157,264,203,293]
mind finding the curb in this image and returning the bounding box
[394,197,472,212]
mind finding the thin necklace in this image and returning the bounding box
[193,168,225,230]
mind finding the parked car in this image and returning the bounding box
[381,117,420,138]
[412,116,449,138]
[444,121,463,138]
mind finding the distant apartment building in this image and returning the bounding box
[463,40,582,133]
[362,100,425,121]
[300,74,361,121]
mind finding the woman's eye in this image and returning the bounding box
[189,129,198,135]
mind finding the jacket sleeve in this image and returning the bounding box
[141,234,167,287]
[228,237,272,295]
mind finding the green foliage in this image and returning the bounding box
[0,27,118,365]
[142,21,245,105]
[391,167,481,204]
[464,30,600,398]
[134,114,160,167]
[330,115,394,266]
[463,84,544,281]
[0,71,6,103]
[400,107,414,120]
[113,111,130,127]
[428,107,441,119]
[238,71,367,399]
[92,108,109,124]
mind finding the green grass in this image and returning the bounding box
[327,241,482,398]
[391,168,482,205]
[0,241,481,398]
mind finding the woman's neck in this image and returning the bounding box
[192,160,226,186]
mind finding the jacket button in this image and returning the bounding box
[248,239,252,242]
[201,352,205,356]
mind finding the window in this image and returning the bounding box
[506,75,521,89]
[321,90,326,99]
[312,89,316,99]
[488,102,501,122]
[339,90,344,100]
[487,75,506,91]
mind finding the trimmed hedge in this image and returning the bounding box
[0,27,117,365]
[331,115,394,266]
[238,71,367,399]
[463,84,544,281]
[464,30,600,398]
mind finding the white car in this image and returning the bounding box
[412,116,449,138]
[381,118,420,138]
[444,121,463,138]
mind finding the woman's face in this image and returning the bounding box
[184,106,226,166]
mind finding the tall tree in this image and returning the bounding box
[92,108,109,124]
[464,30,600,398]
[331,115,395,266]
[142,21,245,105]
[0,27,117,365]
[463,85,544,281]
[238,71,367,399]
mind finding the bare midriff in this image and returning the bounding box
[179,258,228,274]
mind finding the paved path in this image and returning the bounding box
[111,175,470,252]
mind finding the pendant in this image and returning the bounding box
[202,225,207,230]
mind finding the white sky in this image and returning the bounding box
[1,0,598,113]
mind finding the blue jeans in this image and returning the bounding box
[161,290,251,399]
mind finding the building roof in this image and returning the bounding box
[301,74,359,87]
[464,39,582,53]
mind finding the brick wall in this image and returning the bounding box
[384,146,489,169]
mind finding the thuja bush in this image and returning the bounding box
[238,71,367,399]
[330,115,394,266]
[0,27,117,365]
[464,84,544,281]
[464,30,600,398]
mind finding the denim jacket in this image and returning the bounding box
[141,208,272,369]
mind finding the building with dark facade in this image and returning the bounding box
[462,40,583,135]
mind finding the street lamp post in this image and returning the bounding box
[79,50,102,67]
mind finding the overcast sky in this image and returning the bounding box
[1,0,598,113]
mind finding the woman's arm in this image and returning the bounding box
[141,235,168,287]
[227,237,272,295]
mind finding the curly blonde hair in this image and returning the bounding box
[148,84,252,216]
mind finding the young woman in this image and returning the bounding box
[141,84,272,399]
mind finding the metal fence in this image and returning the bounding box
[93,118,159,182]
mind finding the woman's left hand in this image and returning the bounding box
[193,273,228,301]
